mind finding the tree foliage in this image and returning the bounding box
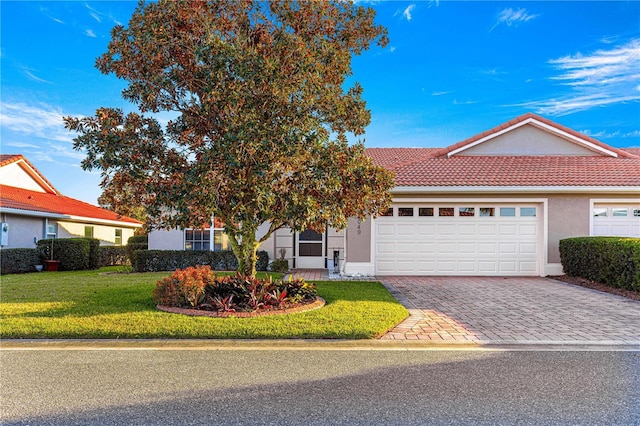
[64,0,394,277]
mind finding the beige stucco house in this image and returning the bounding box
[0,155,142,249]
[149,113,640,276]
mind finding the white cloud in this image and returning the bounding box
[490,7,539,32]
[23,69,52,84]
[0,102,77,143]
[432,91,453,96]
[84,29,97,38]
[403,4,415,21]
[517,39,640,115]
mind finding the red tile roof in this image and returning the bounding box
[0,185,141,225]
[366,114,640,188]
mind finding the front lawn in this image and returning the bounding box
[0,268,408,339]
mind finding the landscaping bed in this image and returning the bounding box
[550,275,640,301]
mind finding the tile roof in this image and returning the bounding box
[390,156,640,187]
[366,114,640,188]
[0,184,141,225]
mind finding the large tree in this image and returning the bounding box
[65,0,394,277]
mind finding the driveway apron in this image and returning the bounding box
[380,276,640,344]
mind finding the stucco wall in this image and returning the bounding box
[345,217,371,263]
[57,221,136,246]
[457,125,600,156]
[1,214,42,248]
[0,162,47,192]
[546,195,590,263]
[148,228,185,250]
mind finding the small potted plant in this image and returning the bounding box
[44,238,60,272]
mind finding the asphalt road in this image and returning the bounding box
[1,348,639,425]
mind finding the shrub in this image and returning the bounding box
[153,265,215,307]
[126,235,148,264]
[100,246,128,266]
[559,237,640,291]
[86,238,100,270]
[153,266,317,312]
[0,248,40,274]
[132,249,268,273]
[36,238,91,271]
[256,250,269,272]
[269,258,289,273]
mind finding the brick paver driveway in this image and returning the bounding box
[380,277,640,344]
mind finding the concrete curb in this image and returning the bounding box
[2,339,639,351]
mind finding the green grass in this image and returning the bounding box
[0,267,408,339]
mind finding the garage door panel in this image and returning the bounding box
[498,243,516,254]
[519,243,537,254]
[478,224,497,235]
[458,242,476,254]
[375,203,541,276]
[438,224,456,236]
[498,224,517,236]
[377,224,395,236]
[519,224,537,235]
[458,224,476,235]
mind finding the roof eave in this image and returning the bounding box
[391,185,640,194]
[0,207,142,228]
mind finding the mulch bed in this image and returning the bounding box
[157,297,326,318]
[549,275,640,301]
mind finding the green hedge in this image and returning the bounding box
[559,237,640,291]
[0,248,40,274]
[36,238,101,271]
[100,246,128,266]
[126,235,148,264]
[132,249,269,273]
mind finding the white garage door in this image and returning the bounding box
[592,204,640,237]
[375,204,541,276]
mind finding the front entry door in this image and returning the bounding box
[296,229,325,269]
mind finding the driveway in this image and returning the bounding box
[380,276,640,344]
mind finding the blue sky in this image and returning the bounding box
[1,1,639,204]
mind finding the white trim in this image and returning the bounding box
[447,117,618,158]
[0,208,141,228]
[343,262,375,276]
[392,186,639,194]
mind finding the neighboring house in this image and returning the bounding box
[0,154,142,249]
[149,113,640,276]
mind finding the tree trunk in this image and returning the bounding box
[229,228,259,278]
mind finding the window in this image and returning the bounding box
[298,229,323,257]
[500,207,516,217]
[84,226,94,238]
[439,207,454,217]
[418,207,434,217]
[381,207,394,217]
[185,229,210,251]
[520,207,537,217]
[479,208,495,217]
[612,208,628,217]
[115,229,122,245]
[634,209,640,217]
[593,208,607,217]
[46,223,57,239]
[459,207,475,217]
[398,207,414,217]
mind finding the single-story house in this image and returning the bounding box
[149,113,640,276]
[0,154,142,249]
